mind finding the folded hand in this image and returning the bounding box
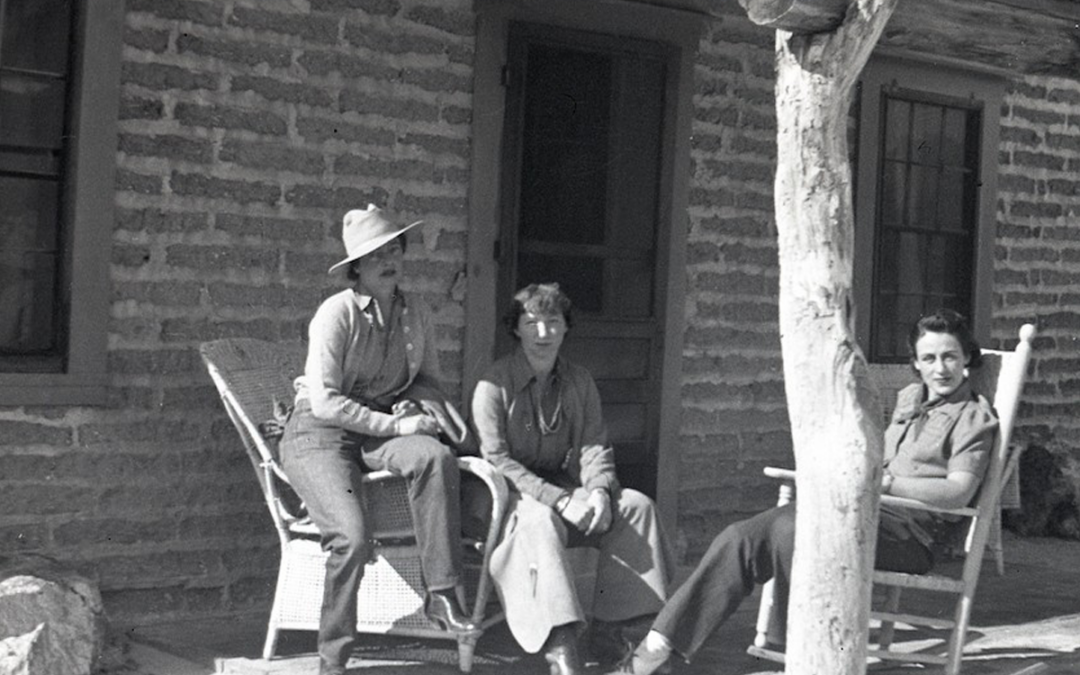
[559,497,595,532]
[395,412,440,437]
[585,489,613,536]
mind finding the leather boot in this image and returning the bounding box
[425,589,479,634]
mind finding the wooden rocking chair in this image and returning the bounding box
[748,323,1036,675]
[200,338,509,673]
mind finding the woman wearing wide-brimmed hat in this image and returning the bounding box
[278,204,475,675]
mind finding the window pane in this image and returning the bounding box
[910,102,942,165]
[883,98,910,161]
[880,161,906,227]
[925,233,948,295]
[877,229,900,295]
[0,72,67,148]
[610,56,664,249]
[0,177,61,354]
[606,258,653,317]
[0,250,58,353]
[519,45,611,246]
[941,234,973,297]
[905,164,939,229]
[896,293,924,338]
[936,169,965,230]
[0,175,61,249]
[1,0,73,74]
[940,107,968,167]
[896,231,925,296]
[518,252,604,314]
[0,148,61,176]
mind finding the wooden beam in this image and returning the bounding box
[704,0,1080,76]
[986,0,1080,23]
[881,0,1080,77]
[736,0,851,33]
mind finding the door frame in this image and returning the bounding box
[465,0,702,533]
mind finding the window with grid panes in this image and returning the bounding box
[0,0,121,404]
[871,92,980,359]
[0,0,76,367]
[853,57,1002,363]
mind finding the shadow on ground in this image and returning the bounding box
[120,533,1080,675]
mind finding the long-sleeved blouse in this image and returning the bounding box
[472,348,618,508]
[293,288,441,436]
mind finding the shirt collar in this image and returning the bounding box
[353,288,405,313]
[508,347,564,394]
[896,378,974,422]
[922,378,974,410]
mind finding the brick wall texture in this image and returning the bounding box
[0,0,1076,626]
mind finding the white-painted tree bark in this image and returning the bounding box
[739,0,901,672]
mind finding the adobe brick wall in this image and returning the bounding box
[997,76,1080,449]
[678,12,789,560]
[1,0,475,625]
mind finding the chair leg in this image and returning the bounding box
[262,624,280,661]
[456,633,479,673]
[877,586,902,651]
[989,507,1005,575]
[945,592,976,675]
[754,579,778,648]
[753,482,795,649]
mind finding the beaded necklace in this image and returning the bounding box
[530,377,563,436]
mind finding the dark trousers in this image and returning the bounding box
[653,503,932,661]
[279,401,463,668]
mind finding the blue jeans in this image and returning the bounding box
[279,400,463,668]
[652,503,932,660]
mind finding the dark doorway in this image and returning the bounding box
[495,22,672,496]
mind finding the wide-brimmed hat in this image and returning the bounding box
[328,204,423,274]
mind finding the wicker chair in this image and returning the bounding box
[748,324,1036,675]
[200,338,508,673]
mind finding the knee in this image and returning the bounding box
[615,488,656,519]
[326,517,369,561]
[766,510,796,556]
[512,503,566,546]
[411,436,458,475]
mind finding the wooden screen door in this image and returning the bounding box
[496,22,672,497]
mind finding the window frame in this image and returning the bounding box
[854,54,1004,363]
[0,0,123,405]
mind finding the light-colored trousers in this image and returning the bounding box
[489,486,672,653]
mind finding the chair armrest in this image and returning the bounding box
[764,467,977,517]
[879,494,976,518]
[458,456,510,533]
[362,469,398,483]
[764,466,796,481]
[456,456,511,626]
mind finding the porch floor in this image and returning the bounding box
[117,532,1080,675]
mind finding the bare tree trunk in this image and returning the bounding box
[771,1,900,673]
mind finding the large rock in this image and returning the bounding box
[0,623,50,675]
[0,555,105,675]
